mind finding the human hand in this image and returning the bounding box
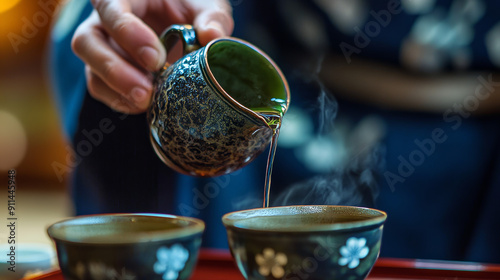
[72,0,234,114]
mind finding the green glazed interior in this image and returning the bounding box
[206,40,288,116]
[47,213,205,244]
[223,205,387,232]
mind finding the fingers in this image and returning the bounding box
[85,66,144,115]
[186,0,234,45]
[91,0,166,71]
[72,12,153,113]
[194,9,234,45]
[72,0,235,115]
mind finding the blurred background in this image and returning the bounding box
[1,0,499,269]
[0,0,72,247]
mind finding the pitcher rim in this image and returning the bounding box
[200,37,291,127]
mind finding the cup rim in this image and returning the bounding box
[47,213,205,244]
[201,37,291,127]
[222,205,387,232]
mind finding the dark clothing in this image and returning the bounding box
[49,0,500,262]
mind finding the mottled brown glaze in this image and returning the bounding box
[148,49,273,177]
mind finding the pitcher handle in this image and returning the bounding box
[159,24,201,68]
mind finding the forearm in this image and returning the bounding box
[320,54,500,115]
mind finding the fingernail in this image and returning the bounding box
[139,46,161,71]
[130,87,148,103]
[207,21,225,36]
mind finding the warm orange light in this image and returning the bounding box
[0,0,22,14]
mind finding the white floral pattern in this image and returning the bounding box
[153,244,189,280]
[255,248,288,278]
[338,237,369,269]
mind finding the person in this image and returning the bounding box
[49,0,500,263]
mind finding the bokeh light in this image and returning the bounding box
[0,0,22,14]
[0,110,28,171]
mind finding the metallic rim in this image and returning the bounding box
[47,213,205,244]
[200,37,291,127]
[222,205,387,232]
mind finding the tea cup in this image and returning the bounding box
[47,213,204,280]
[222,205,387,280]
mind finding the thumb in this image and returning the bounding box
[193,5,234,45]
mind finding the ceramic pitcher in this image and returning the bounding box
[148,24,290,177]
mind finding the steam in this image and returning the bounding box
[273,143,384,208]
[279,54,384,208]
[233,55,386,210]
[317,82,338,135]
[307,54,338,135]
[275,54,385,208]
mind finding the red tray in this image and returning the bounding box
[25,249,500,280]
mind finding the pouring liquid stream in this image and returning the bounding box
[258,111,283,208]
[207,41,288,207]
